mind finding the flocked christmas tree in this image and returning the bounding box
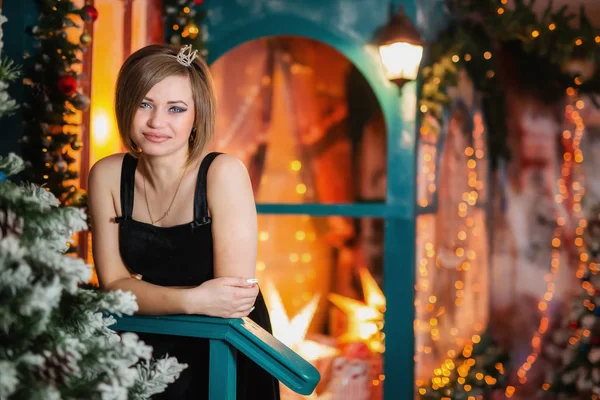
[417,332,510,400]
[0,8,20,119]
[542,204,600,399]
[0,153,186,399]
[21,0,96,207]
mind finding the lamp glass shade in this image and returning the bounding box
[378,41,424,83]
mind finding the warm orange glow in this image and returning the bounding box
[328,267,386,352]
[358,266,386,311]
[296,183,307,194]
[290,160,302,171]
[264,280,338,362]
[90,1,125,166]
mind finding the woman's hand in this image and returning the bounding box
[185,277,259,318]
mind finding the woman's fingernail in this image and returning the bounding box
[246,278,258,284]
[250,306,255,313]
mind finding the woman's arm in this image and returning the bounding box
[89,154,257,318]
[88,155,191,315]
[207,154,258,280]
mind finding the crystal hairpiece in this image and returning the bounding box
[176,45,198,67]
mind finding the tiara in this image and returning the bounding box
[176,45,198,67]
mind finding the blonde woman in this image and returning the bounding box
[88,44,280,399]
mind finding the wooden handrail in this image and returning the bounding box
[110,314,320,399]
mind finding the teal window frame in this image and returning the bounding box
[205,12,417,400]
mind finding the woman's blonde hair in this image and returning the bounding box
[115,44,215,164]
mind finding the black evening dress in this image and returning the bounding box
[115,152,280,400]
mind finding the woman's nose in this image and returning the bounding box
[147,110,166,128]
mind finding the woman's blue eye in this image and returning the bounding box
[139,103,186,113]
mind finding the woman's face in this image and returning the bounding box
[131,74,195,158]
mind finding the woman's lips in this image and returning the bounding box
[143,133,169,143]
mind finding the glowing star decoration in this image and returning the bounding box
[358,266,386,312]
[328,267,386,353]
[264,280,339,362]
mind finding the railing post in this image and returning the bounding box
[209,339,237,400]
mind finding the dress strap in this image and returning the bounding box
[117,153,138,222]
[192,152,223,226]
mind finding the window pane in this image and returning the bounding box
[210,37,387,204]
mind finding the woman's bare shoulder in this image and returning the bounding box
[206,153,253,200]
[88,153,127,189]
[207,153,248,180]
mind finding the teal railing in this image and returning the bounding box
[110,315,320,399]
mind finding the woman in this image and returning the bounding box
[88,44,280,399]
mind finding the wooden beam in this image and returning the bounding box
[122,0,134,59]
[146,0,164,45]
[79,3,94,191]
[77,0,95,261]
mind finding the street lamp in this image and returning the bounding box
[376,6,424,88]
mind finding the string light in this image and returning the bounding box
[165,1,205,47]
[540,98,590,396]
[418,124,437,208]
[419,335,507,398]
[415,123,439,353]
[515,97,585,394]
[571,105,587,282]
[415,112,487,389]
[415,122,441,373]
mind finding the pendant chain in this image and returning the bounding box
[142,162,188,225]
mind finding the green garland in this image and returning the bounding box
[420,0,600,168]
[21,0,97,207]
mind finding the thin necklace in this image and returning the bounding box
[141,161,188,225]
